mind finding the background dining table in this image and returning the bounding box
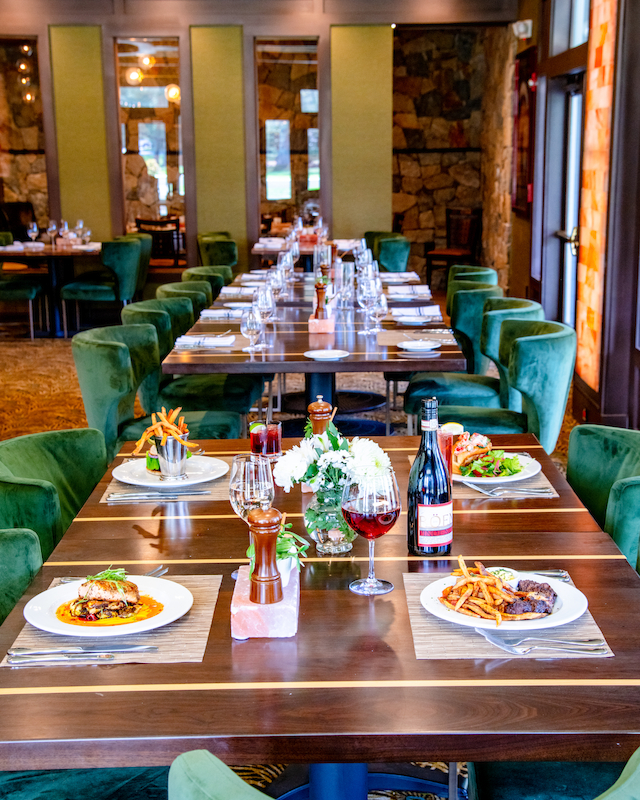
[1,433,640,788]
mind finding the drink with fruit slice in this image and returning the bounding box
[250,421,282,460]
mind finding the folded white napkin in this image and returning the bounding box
[380,271,421,283]
[0,243,24,252]
[200,308,244,320]
[391,304,441,317]
[386,285,432,297]
[175,335,235,348]
[22,241,45,250]
[221,286,255,297]
[333,239,360,251]
[71,243,102,251]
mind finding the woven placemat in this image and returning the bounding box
[403,573,613,659]
[407,456,558,498]
[1,575,222,668]
[101,457,232,503]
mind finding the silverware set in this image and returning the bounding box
[460,480,555,498]
[106,489,211,503]
[6,644,158,665]
[475,628,608,655]
[60,565,168,583]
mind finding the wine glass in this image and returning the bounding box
[370,292,388,333]
[253,285,275,349]
[46,219,57,246]
[229,454,275,523]
[27,222,38,242]
[74,219,84,238]
[356,277,377,335]
[341,467,401,595]
[240,307,262,352]
[59,220,69,241]
[81,228,92,244]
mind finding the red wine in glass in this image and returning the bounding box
[341,508,400,540]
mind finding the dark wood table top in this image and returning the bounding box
[1,434,639,769]
[0,244,101,260]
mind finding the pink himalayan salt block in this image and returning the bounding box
[308,314,335,333]
[231,565,300,640]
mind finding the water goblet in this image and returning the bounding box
[229,453,275,523]
[341,467,401,595]
[81,228,92,245]
[74,219,84,237]
[59,220,69,240]
[370,292,388,333]
[253,285,275,349]
[356,277,377,335]
[27,222,38,242]
[240,307,262,353]
[46,219,57,246]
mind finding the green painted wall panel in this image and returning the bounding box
[331,26,393,238]
[191,26,247,264]
[49,26,112,241]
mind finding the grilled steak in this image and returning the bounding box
[504,580,557,615]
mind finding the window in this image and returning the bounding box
[256,38,319,225]
[551,0,591,56]
[116,38,183,229]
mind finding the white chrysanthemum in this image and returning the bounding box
[273,439,316,491]
[348,437,391,478]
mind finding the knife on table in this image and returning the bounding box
[7,653,116,664]
[476,628,607,654]
[8,645,158,656]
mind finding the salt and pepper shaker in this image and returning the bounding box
[308,395,332,435]
[314,281,327,319]
[248,506,283,604]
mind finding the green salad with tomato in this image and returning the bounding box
[458,450,522,478]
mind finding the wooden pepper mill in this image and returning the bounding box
[248,506,283,604]
[308,395,333,435]
[314,281,327,319]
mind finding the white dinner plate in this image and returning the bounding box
[112,455,229,488]
[395,317,439,327]
[420,571,588,630]
[452,454,541,484]
[397,339,441,352]
[304,349,350,360]
[224,302,252,309]
[24,576,194,637]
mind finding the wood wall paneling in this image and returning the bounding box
[331,25,393,238]
[49,26,112,241]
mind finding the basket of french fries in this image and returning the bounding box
[133,407,197,480]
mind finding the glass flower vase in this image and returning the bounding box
[304,491,355,555]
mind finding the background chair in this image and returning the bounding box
[197,233,239,274]
[567,425,640,572]
[0,201,36,242]
[378,236,411,272]
[72,324,241,459]
[116,232,153,297]
[184,264,232,289]
[157,281,213,318]
[60,239,141,337]
[425,207,482,287]
[0,279,47,339]
[438,319,577,453]
[136,217,182,267]
[363,230,405,262]
[0,528,43,625]
[446,265,498,317]
[0,429,107,558]
[121,299,264,433]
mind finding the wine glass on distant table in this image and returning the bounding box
[27,222,38,242]
[240,307,262,353]
[229,454,275,523]
[341,467,401,595]
[253,285,275,349]
[46,219,57,247]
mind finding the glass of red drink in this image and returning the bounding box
[250,421,282,460]
[341,466,401,595]
[437,427,454,477]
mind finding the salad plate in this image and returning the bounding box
[397,339,441,352]
[420,571,588,631]
[304,349,350,360]
[24,576,194,637]
[395,317,439,327]
[452,454,541,484]
[112,455,229,488]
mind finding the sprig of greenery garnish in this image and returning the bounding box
[86,566,128,582]
[246,521,310,574]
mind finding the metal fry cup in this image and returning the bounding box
[154,433,189,480]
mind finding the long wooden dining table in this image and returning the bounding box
[1,433,640,784]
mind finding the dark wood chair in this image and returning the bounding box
[136,217,181,267]
[1,201,36,242]
[425,208,482,286]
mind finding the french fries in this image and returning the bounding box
[439,556,548,626]
[132,407,197,455]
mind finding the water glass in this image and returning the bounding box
[370,292,388,332]
[240,307,262,352]
[46,220,57,246]
[229,454,275,523]
[27,222,38,242]
[81,228,92,244]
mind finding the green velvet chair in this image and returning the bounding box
[60,239,142,337]
[121,299,264,427]
[117,232,153,295]
[567,425,640,571]
[404,298,545,421]
[197,235,238,268]
[157,281,213,317]
[446,265,499,316]
[437,319,577,454]
[0,528,43,624]
[72,324,241,459]
[0,429,107,558]
[0,279,47,339]
[182,266,229,293]
[378,236,411,272]
[363,230,405,262]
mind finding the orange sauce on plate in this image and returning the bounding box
[55,595,164,627]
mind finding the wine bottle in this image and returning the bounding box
[407,397,453,555]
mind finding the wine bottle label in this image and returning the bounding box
[417,501,453,546]
[421,418,438,431]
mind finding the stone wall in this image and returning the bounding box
[0,40,49,226]
[480,27,516,289]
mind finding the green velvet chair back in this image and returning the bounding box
[499,319,576,454]
[446,265,498,316]
[182,266,229,293]
[567,425,640,571]
[0,231,12,246]
[480,298,545,410]
[0,429,107,558]
[0,528,42,624]
[157,281,212,318]
[450,281,504,375]
[101,239,141,302]
[197,236,238,268]
[378,236,411,272]
[72,324,160,460]
[169,750,270,800]
[116,232,153,293]
[199,230,232,240]
[363,230,404,261]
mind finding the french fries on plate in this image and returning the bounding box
[439,556,549,626]
[132,407,197,454]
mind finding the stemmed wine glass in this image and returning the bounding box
[240,307,262,353]
[46,219,57,247]
[27,222,38,242]
[59,220,69,243]
[341,466,401,595]
[370,291,388,333]
[356,277,377,335]
[253,285,275,349]
[229,454,275,523]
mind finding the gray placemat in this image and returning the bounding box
[101,456,232,503]
[403,573,613,659]
[2,575,222,667]
[407,455,558,498]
